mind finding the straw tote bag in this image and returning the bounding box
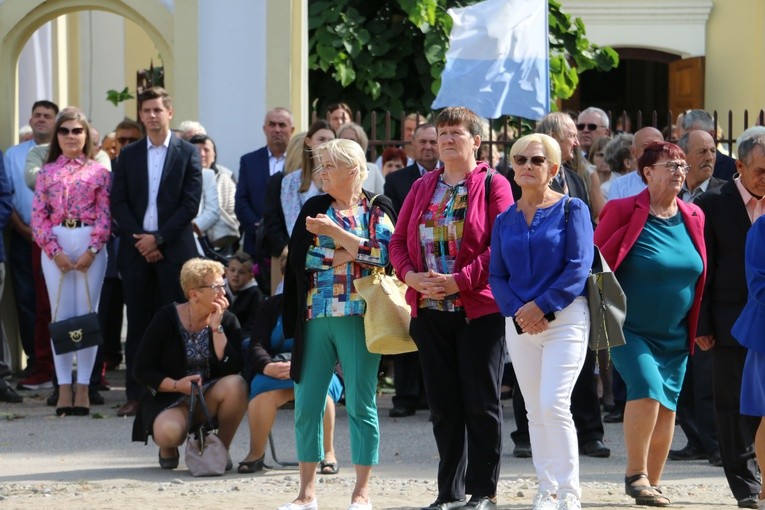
[354,269,416,355]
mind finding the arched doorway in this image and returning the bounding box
[0,0,182,151]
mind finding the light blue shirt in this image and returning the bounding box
[3,139,37,224]
[608,170,647,201]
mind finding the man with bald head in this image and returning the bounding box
[608,126,664,200]
[235,108,294,275]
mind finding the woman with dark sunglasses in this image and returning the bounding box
[489,133,594,510]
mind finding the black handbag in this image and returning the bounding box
[49,272,103,355]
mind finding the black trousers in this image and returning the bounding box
[712,345,761,500]
[676,347,718,454]
[90,277,125,386]
[121,256,185,401]
[410,309,505,500]
[391,351,426,410]
[512,348,604,446]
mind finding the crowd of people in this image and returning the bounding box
[1,94,765,510]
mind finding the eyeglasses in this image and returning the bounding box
[513,155,547,166]
[117,137,139,145]
[197,283,226,293]
[58,127,85,136]
[576,123,605,132]
[651,161,690,174]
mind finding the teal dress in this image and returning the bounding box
[610,213,703,410]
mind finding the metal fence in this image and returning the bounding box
[313,109,765,161]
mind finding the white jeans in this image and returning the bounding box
[507,296,589,499]
[41,226,107,386]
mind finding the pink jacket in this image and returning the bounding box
[389,163,514,319]
[594,189,706,353]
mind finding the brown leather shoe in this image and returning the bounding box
[117,400,140,417]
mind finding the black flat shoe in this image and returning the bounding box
[55,407,74,416]
[421,499,467,510]
[465,495,497,509]
[237,454,265,473]
[159,448,180,470]
[71,406,90,416]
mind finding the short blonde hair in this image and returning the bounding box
[509,133,562,167]
[180,258,225,297]
[314,138,368,193]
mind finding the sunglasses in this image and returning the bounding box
[576,123,605,131]
[117,137,139,145]
[58,127,85,136]
[513,155,547,166]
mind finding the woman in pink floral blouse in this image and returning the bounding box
[31,109,111,416]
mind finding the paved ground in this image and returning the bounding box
[0,368,738,509]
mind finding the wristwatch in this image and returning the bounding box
[88,246,98,255]
[213,324,224,334]
[154,232,164,245]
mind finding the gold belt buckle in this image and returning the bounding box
[64,218,78,229]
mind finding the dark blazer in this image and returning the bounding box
[732,216,765,352]
[550,165,590,208]
[226,284,265,339]
[594,188,707,351]
[131,305,243,442]
[111,135,202,266]
[262,171,289,258]
[695,180,752,346]
[235,146,270,255]
[383,163,422,214]
[0,152,12,262]
[714,150,737,181]
[283,190,396,383]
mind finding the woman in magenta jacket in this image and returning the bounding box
[389,107,513,510]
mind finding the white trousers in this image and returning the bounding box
[507,296,589,498]
[41,226,107,385]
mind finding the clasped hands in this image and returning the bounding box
[53,250,95,273]
[514,301,548,335]
[134,233,163,263]
[405,269,459,300]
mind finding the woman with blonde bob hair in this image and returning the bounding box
[132,258,248,472]
[490,133,593,510]
[282,138,395,510]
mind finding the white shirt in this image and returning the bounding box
[268,148,285,176]
[142,132,171,232]
[608,170,647,201]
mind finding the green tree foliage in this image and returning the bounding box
[309,0,618,127]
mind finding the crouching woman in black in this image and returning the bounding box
[132,258,249,470]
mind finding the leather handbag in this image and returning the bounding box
[184,383,228,477]
[353,270,416,355]
[587,246,627,351]
[49,272,103,355]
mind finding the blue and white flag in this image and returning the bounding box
[432,0,550,120]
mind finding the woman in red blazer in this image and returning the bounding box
[594,141,706,507]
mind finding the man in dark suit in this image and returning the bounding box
[680,109,737,181]
[111,87,202,417]
[383,123,439,418]
[670,129,725,465]
[235,108,294,259]
[692,134,765,509]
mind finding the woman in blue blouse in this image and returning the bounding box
[282,139,396,510]
[490,133,593,510]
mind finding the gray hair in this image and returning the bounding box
[738,134,765,165]
[536,112,574,141]
[314,138,369,193]
[681,109,714,133]
[737,126,765,147]
[676,132,691,153]
[604,134,633,174]
[336,122,369,152]
[177,120,206,139]
[578,106,609,129]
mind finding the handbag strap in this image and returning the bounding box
[186,383,215,436]
[52,270,93,321]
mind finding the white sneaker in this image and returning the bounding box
[277,499,318,510]
[555,493,581,510]
[348,500,372,510]
[531,491,556,510]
